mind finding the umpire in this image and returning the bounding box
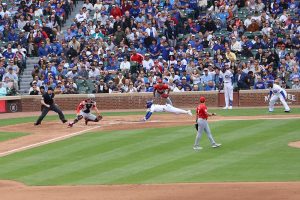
[34,87,67,126]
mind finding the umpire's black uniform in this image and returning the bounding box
[34,87,67,125]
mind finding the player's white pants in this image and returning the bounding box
[224,83,233,107]
[164,104,189,114]
[79,111,97,121]
[269,91,290,112]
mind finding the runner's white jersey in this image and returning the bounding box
[149,104,168,112]
[221,70,233,84]
[270,84,285,96]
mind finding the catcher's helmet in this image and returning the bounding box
[146,100,153,108]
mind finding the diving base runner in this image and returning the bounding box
[142,100,192,121]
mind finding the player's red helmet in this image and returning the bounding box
[157,79,162,83]
[200,96,206,103]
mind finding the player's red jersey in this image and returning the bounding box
[196,104,208,119]
[130,53,144,64]
[76,100,96,114]
[154,84,169,94]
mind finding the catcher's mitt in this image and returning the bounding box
[195,123,198,131]
[161,93,169,98]
[97,115,103,120]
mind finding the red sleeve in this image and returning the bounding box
[163,84,169,89]
[154,84,158,89]
[76,101,84,114]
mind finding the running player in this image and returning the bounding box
[153,79,172,105]
[193,96,221,150]
[68,94,102,127]
[221,63,233,109]
[142,100,192,121]
[268,82,290,112]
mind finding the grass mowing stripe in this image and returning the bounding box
[0,132,28,142]
[0,128,166,179]
[186,129,300,182]
[31,127,194,185]
[0,129,150,170]
[106,120,272,183]
[55,119,280,183]
[20,127,190,185]
[148,120,298,183]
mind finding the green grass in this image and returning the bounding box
[1,108,299,127]
[0,132,28,142]
[0,119,299,185]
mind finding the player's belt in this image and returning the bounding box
[198,118,207,120]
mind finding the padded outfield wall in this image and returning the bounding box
[0,90,299,113]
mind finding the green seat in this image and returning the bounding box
[78,86,88,94]
[244,31,254,39]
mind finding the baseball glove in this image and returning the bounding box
[195,123,198,131]
[161,93,169,98]
[97,115,103,120]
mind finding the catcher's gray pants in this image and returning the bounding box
[155,92,173,105]
[194,119,216,147]
[79,110,97,121]
[36,104,66,124]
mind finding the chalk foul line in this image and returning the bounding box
[0,126,101,157]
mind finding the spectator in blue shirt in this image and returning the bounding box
[2,44,15,59]
[254,76,266,89]
[38,41,49,57]
[7,29,18,42]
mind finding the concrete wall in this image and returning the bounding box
[1,90,299,113]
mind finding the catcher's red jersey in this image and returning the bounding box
[154,84,169,94]
[77,100,96,114]
[196,104,208,119]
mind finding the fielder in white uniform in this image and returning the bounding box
[142,100,192,121]
[268,82,290,112]
[221,63,233,109]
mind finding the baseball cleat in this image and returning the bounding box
[34,122,41,126]
[229,106,232,109]
[284,110,291,113]
[62,119,68,123]
[68,122,73,127]
[193,146,203,150]
[187,110,193,116]
[223,107,228,109]
[212,143,222,148]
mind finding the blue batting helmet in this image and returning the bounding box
[146,100,153,108]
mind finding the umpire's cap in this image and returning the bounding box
[200,96,206,103]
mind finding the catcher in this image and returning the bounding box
[193,96,221,150]
[68,94,103,127]
[153,79,172,105]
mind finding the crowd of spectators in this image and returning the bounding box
[1,0,300,96]
[0,0,74,96]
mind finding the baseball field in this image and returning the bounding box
[0,108,299,200]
